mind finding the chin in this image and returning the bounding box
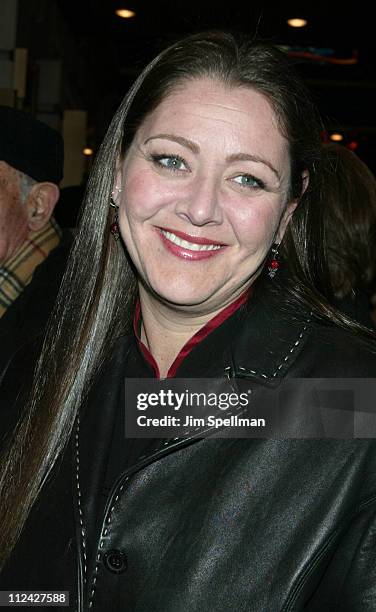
[161,291,213,308]
[149,281,216,309]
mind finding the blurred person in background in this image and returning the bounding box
[0,106,72,373]
[322,142,376,327]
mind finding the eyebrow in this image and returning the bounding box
[143,134,200,154]
[226,153,280,180]
[143,133,280,180]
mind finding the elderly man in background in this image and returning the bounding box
[0,106,72,374]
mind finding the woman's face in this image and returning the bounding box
[118,77,298,314]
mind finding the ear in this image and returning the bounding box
[25,182,60,231]
[276,170,309,243]
[275,199,298,243]
[112,163,124,205]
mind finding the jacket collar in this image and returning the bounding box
[226,278,312,384]
[126,277,313,382]
[79,277,314,456]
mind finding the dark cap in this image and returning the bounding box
[0,106,64,184]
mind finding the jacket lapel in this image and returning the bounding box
[229,280,313,383]
[76,339,131,569]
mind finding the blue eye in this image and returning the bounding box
[151,154,188,172]
[232,174,264,189]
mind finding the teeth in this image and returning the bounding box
[161,230,222,251]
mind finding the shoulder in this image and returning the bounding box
[28,227,73,289]
[300,319,376,377]
[0,230,73,373]
[233,277,376,379]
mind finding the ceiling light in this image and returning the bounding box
[287,18,308,28]
[83,147,93,156]
[330,133,344,142]
[116,8,136,18]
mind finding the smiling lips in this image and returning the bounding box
[157,227,227,260]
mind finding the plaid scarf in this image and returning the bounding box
[0,218,62,318]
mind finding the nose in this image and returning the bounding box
[175,173,223,226]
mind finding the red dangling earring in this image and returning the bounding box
[110,193,120,241]
[267,243,280,278]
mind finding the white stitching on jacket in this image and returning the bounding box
[75,419,87,583]
[88,478,129,608]
[237,317,311,379]
[271,320,310,378]
[153,317,311,453]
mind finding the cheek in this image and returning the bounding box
[0,199,25,232]
[229,199,283,249]
[121,166,177,222]
[121,173,153,221]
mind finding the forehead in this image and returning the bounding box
[136,77,289,164]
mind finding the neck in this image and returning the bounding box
[138,285,248,378]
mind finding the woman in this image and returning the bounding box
[1,31,376,611]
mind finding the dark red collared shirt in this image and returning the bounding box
[133,287,252,378]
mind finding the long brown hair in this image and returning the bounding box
[0,30,373,570]
[321,142,376,299]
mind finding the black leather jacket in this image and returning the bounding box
[1,280,376,611]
